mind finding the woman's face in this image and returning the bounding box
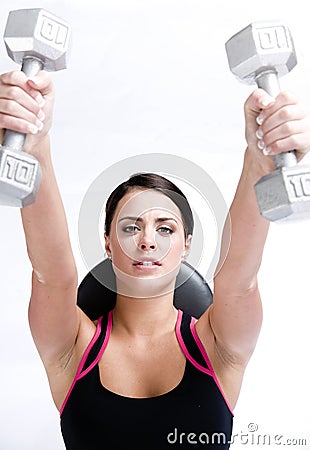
[104,188,192,298]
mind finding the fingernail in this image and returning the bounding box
[256,114,265,126]
[35,94,45,108]
[257,140,265,150]
[28,124,38,134]
[263,147,272,155]
[261,96,275,107]
[36,120,44,131]
[256,128,264,139]
[28,76,40,86]
[37,110,45,121]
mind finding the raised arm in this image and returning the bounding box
[0,71,81,366]
[197,89,310,368]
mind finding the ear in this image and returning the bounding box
[104,232,112,259]
[182,234,192,260]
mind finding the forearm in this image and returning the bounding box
[21,135,77,287]
[214,147,272,295]
[199,88,310,364]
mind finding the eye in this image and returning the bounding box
[122,224,140,234]
[157,226,174,235]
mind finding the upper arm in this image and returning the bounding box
[28,271,82,367]
[197,282,263,367]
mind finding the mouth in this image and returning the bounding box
[133,259,162,267]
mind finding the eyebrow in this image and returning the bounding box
[118,216,178,224]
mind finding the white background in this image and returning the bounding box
[0,1,310,449]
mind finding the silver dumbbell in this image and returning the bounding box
[225,21,310,222]
[0,8,71,207]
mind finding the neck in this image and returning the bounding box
[112,292,178,338]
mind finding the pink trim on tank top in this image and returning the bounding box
[76,311,112,379]
[175,310,212,376]
[59,312,112,416]
[189,317,234,417]
[60,309,233,417]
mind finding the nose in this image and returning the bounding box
[137,229,157,251]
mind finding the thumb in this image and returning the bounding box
[245,89,275,118]
[244,89,275,150]
[26,71,54,97]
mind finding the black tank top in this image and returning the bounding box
[60,310,233,449]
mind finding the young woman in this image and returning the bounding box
[0,69,309,449]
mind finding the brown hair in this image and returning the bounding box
[104,173,194,237]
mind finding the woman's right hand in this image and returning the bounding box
[0,70,55,157]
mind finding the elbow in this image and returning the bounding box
[214,273,259,299]
[32,266,78,289]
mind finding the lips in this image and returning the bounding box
[133,259,161,266]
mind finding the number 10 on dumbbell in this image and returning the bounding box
[226,22,310,222]
[0,8,71,207]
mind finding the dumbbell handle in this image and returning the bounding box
[2,57,43,152]
[255,69,297,169]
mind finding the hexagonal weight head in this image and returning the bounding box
[225,22,297,85]
[0,147,42,207]
[254,166,310,222]
[4,8,71,71]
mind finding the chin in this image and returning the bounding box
[113,265,179,299]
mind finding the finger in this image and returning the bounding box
[261,121,302,152]
[258,104,308,144]
[262,132,307,157]
[1,71,45,106]
[0,112,42,135]
[270,90,299,110]
[0,83,44,119]
[256,91,300,125]
[0,95,44,131]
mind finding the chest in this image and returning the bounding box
[98,332,186,398]
[60,313,234,449]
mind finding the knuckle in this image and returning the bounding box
[7,85,21,101]
[0,114,29,134]
[250,90,263,108]
[244,89,261,110]
[290,135,300,149]
[2,71,15,84]
[278,106,291,121]
[4,100,17,116]
[271,140,282,153]
[278,90,299,104]
[0,113,14,130]
[282,122,294,135]
[252,89,262,101]
[5,70,25,85]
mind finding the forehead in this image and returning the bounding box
[114,189,182,220]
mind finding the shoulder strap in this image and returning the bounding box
[76,310,112,380]
[176,309,212,375]
[59,311,113,416]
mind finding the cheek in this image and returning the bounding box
[117,237,140,260]
[107,229,127,257]
[164,235,184,260]
[109,231,141,261]
[111,235,133,259]
[154,234,174,256]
